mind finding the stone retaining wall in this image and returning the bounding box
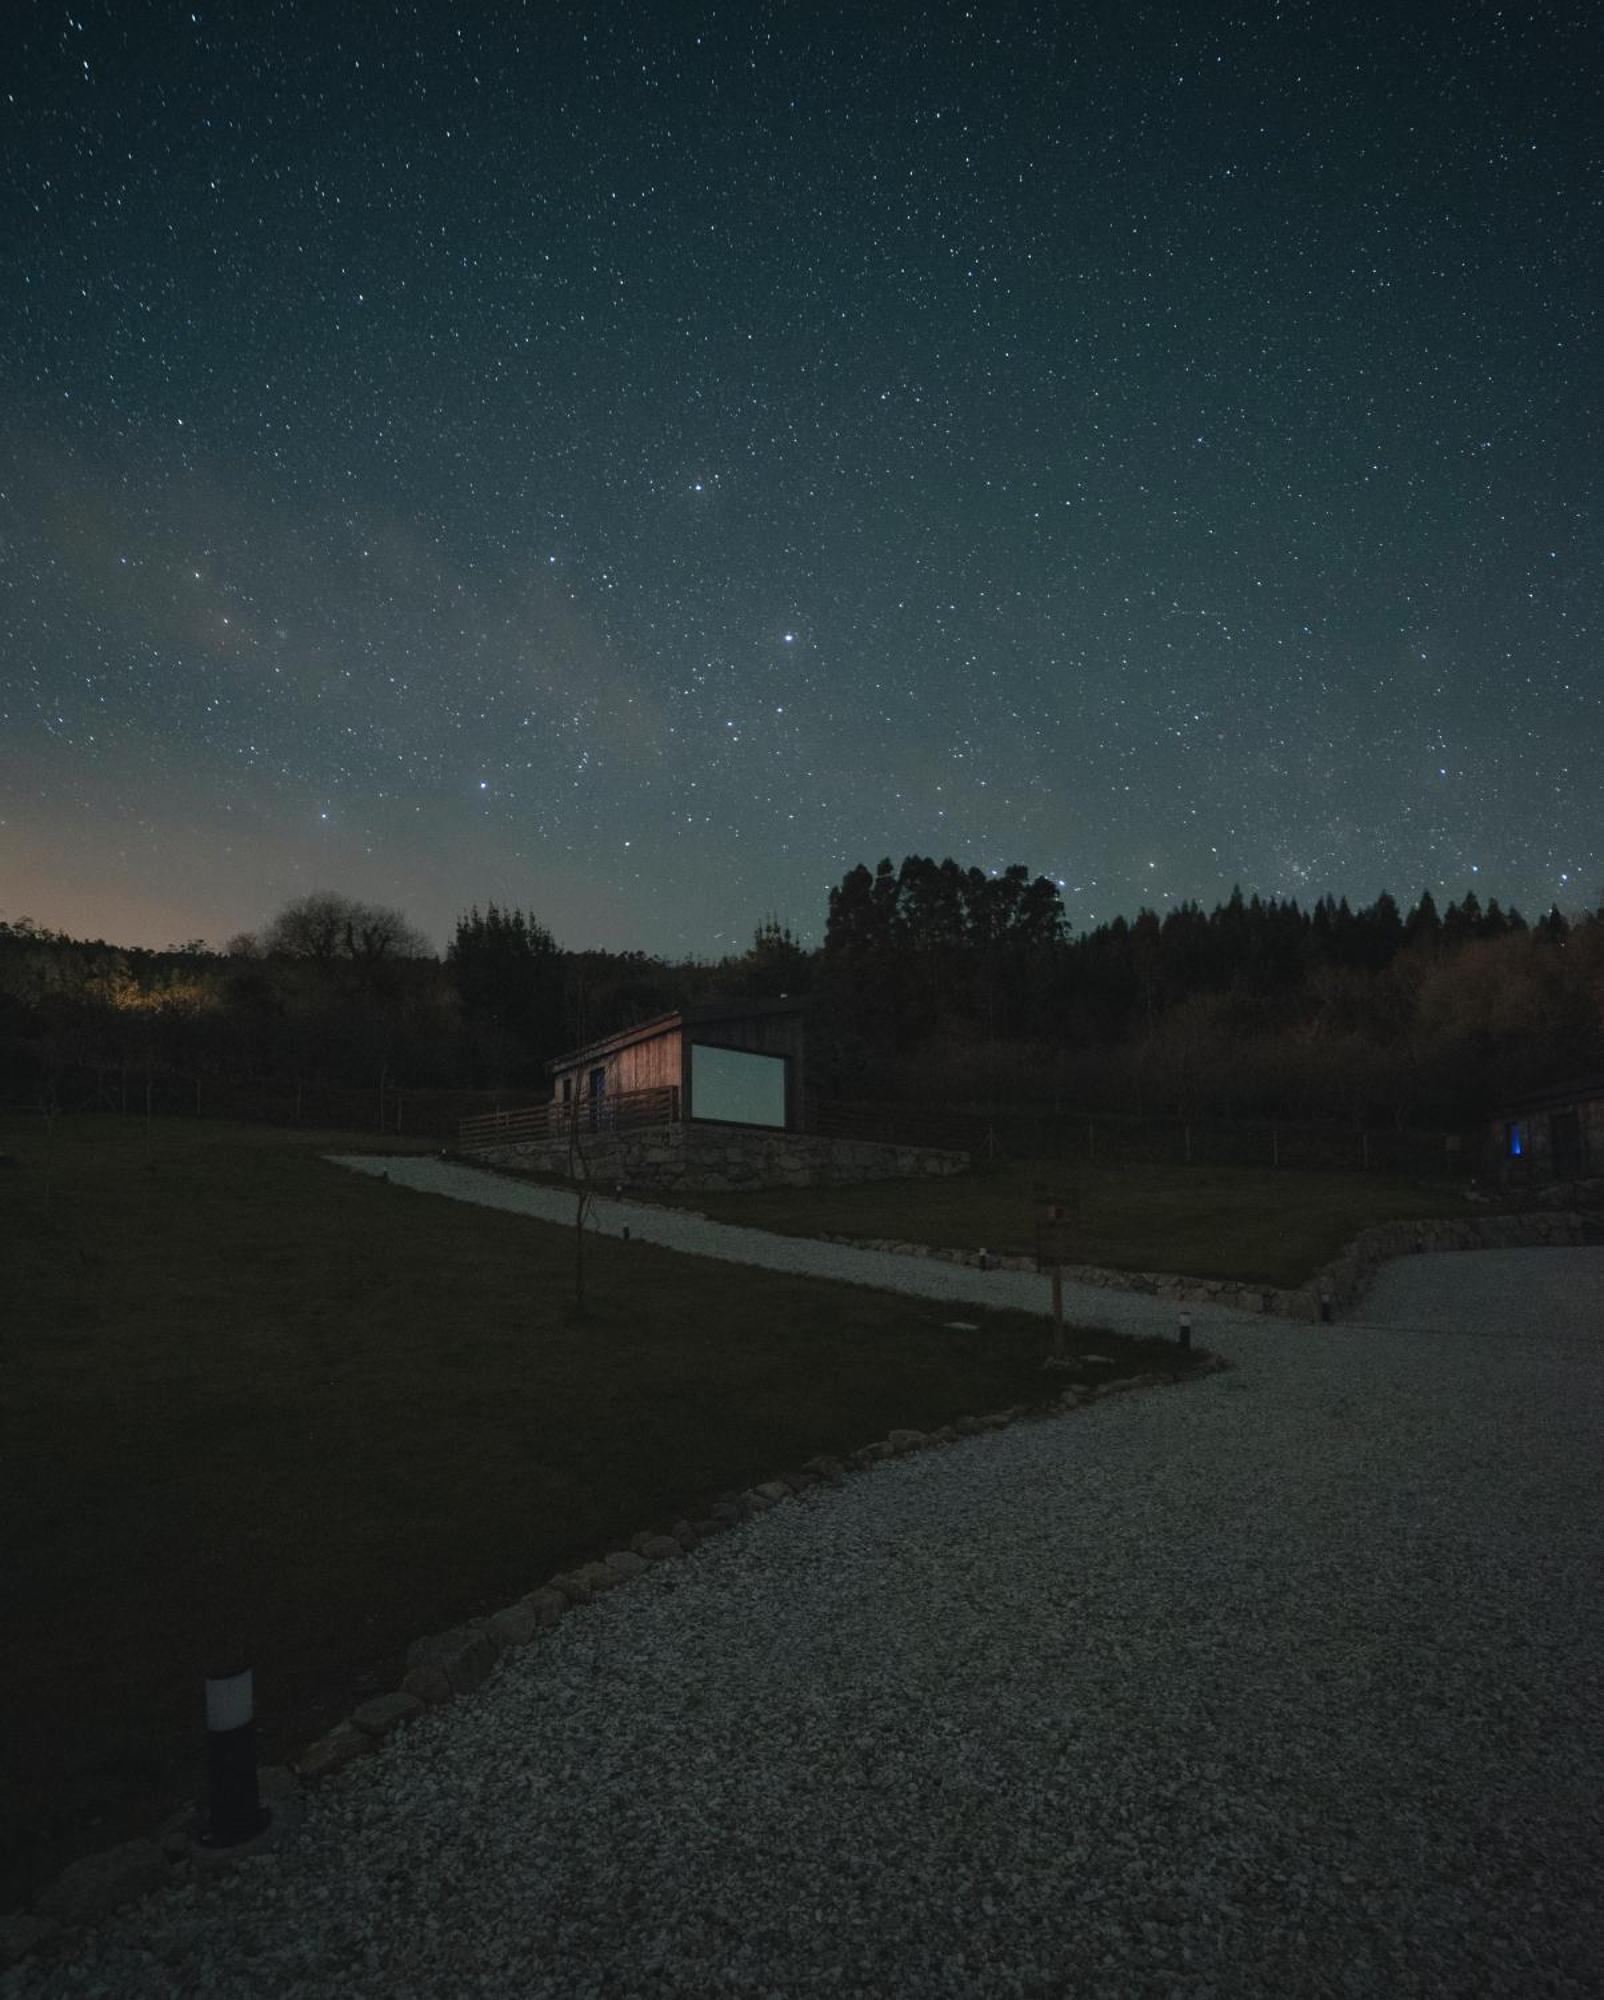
[472,1122,970,1192]
[1473,1175,1604,1213]
[1306,1206,1603,1316]
[818,1205,1604,1322]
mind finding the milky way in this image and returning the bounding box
[3,2,1598,953]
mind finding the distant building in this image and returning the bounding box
[547,997,807,1134]
[459,994,967,1190]
[1490,1075,1604,1183]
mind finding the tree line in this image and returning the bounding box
[3,865,1600,1129]
[812,861,1601,1127]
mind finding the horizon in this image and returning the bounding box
[4,867,1589,965]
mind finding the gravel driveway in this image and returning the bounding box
[9,1169,1602,1997]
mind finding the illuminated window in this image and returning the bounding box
[691,1043,787,1128]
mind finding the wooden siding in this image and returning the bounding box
[549,1002,808,1131]
[613,1027,683,1096]
[552,1026,681,1103]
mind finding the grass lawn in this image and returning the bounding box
[0,1114,1197,1912]
[649,1156,1478,1287]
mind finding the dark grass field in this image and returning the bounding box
[650,1155,1477,1286]
[0,1114,1196,1912]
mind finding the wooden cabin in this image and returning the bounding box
[547,997,807,1133]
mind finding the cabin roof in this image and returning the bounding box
[546,995,808,1073]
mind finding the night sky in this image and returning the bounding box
[4,3,1599,957]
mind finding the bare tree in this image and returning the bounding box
[565,969,595,1320]
[261,892,431,972]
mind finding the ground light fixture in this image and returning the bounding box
[1178,1312,1192,1351]
[199,1664,270,1848]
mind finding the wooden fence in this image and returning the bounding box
[458,1085,680,1153]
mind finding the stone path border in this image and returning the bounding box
[442,1148,1604,1321]
[2,1355,1227,1967]
[816,1203,1604,1320]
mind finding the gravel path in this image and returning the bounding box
[9,1185,1602,1996]
[322,1153,1263,1341]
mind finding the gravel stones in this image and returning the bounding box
[32,1841,167,1925]
[886,1427,930,1453]
[633,1533,685,1562]
[11,1251,1603,1995]
[522,1585,568,1628]
[294,1723,375,1781]
[401,1624,497,1704]
[349,1693,423,1741]
[16,1186,1602,1995]
[487,1600,542,1648]
[0,1912,59,1968]
[571,1559,626,1595]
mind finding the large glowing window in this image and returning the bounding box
[690,1043,787,1128]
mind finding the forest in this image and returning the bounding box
[2,862,1600,1133]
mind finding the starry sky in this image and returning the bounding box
[3,2,1599,957]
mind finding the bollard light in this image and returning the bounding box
[977,1247,990,1272]
[1319,1290,1333,1324]
[1178,1312,1192,1351]
[200,1665,270,1849]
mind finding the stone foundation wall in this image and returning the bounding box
[472,1122,970,1192]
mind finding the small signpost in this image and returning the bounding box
[1036,1194,1075,1359]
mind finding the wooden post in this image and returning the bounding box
[1043,1199,1068,1359]
[1272,1123,1280,1169]
[1184,1122,1192,1165]
[1087,1116,1095,1159]
[1361,1130,1370,1170]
